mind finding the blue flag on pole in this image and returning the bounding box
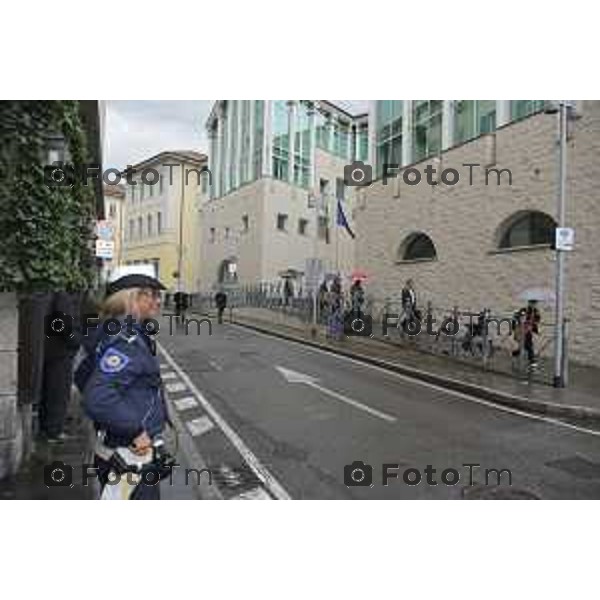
[336,200,355,239]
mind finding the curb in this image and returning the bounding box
[231,317,600,431]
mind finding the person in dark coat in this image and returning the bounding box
[173,290,189,325]
[39,291,82,442]
[399,279,418,334]
[214,289,227,324]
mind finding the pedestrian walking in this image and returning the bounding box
[512,300,541,368]
[399,279,418,335]
[318,280,329,324]
[79,271,171,500]
[215,289,228,324]
[350,279,365,316]
[173,290,189,326]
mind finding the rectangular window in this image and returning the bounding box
[298,218,308,236]
[272,101,289,182]
[511,100,546,121]
[376,100,403,176]
[319,178,329,197]
[129,219,134,240]
[225,227,230,239]
[276,213,288,231]
[316,112,328,150]
[293,101,311,188]
[454,100,497,144]
[242,215,249,233]
[159,172,164,195]
[229,100,238,189]
[140,183,145,200]
[138,217,143,239]
[157,211,162,234]
[209,227,216,243]
[108,203,116,218]
[240,100,251,185]
[147,214,153,236]
[413,100,442,162]
[253,100,264,180]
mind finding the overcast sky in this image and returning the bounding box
[104,100,369,170]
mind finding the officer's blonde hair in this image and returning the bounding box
[100,288,143,319]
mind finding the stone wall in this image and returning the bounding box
[355,101,600,366]
[0,293,22,480]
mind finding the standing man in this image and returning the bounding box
[214,288,228,324]
[400,279,418,335]
[39,291,82,442]
[173,289,189,327]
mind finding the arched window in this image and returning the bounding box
[497,210,556,249]
[398,232,437,261]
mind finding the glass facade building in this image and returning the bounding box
[374,100,547,177]
[207,100,369,199]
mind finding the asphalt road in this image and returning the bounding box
[157,318,600,499]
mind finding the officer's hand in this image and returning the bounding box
[131,431,152,455]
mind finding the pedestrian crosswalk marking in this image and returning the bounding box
[166,382,187,394]
[161,371,177,380]
[173,396,198,411]
[231,487,273,500]
[186,415,214,437]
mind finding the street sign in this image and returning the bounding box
[96,220,115,241]
[95,239,115,259]
[555,227,575,251]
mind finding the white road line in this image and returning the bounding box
[159,344,292,500]
[233,324,600,438]
[173,396,199,411]
[231,487,273,500]
[165,381,188,394]
[161,371,178,380]
[276,365,396,423]
[309,381,397,422]
[186,415,215,437]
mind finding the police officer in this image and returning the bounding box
[81,270,168,500]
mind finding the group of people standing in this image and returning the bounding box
[318,276,366,339]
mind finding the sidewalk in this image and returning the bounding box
[0,397,96,500]
[221,306,600,429]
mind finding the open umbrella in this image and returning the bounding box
[518,287,556,302]
[351,269,368,282]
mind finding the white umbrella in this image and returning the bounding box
[518,287,556,302]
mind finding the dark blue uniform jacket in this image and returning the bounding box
[78,321,167,448]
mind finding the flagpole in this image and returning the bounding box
[335,201,339,275]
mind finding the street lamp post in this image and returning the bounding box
[553,101,570,388]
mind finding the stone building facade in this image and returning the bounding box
[355,101,600,367]
[200,100,367,291]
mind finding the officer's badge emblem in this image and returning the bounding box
[99,348,130,374]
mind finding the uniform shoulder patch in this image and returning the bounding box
[99,347,131,374]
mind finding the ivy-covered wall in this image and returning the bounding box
[0,101,98,291]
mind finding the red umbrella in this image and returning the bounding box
[351,269,368,282]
